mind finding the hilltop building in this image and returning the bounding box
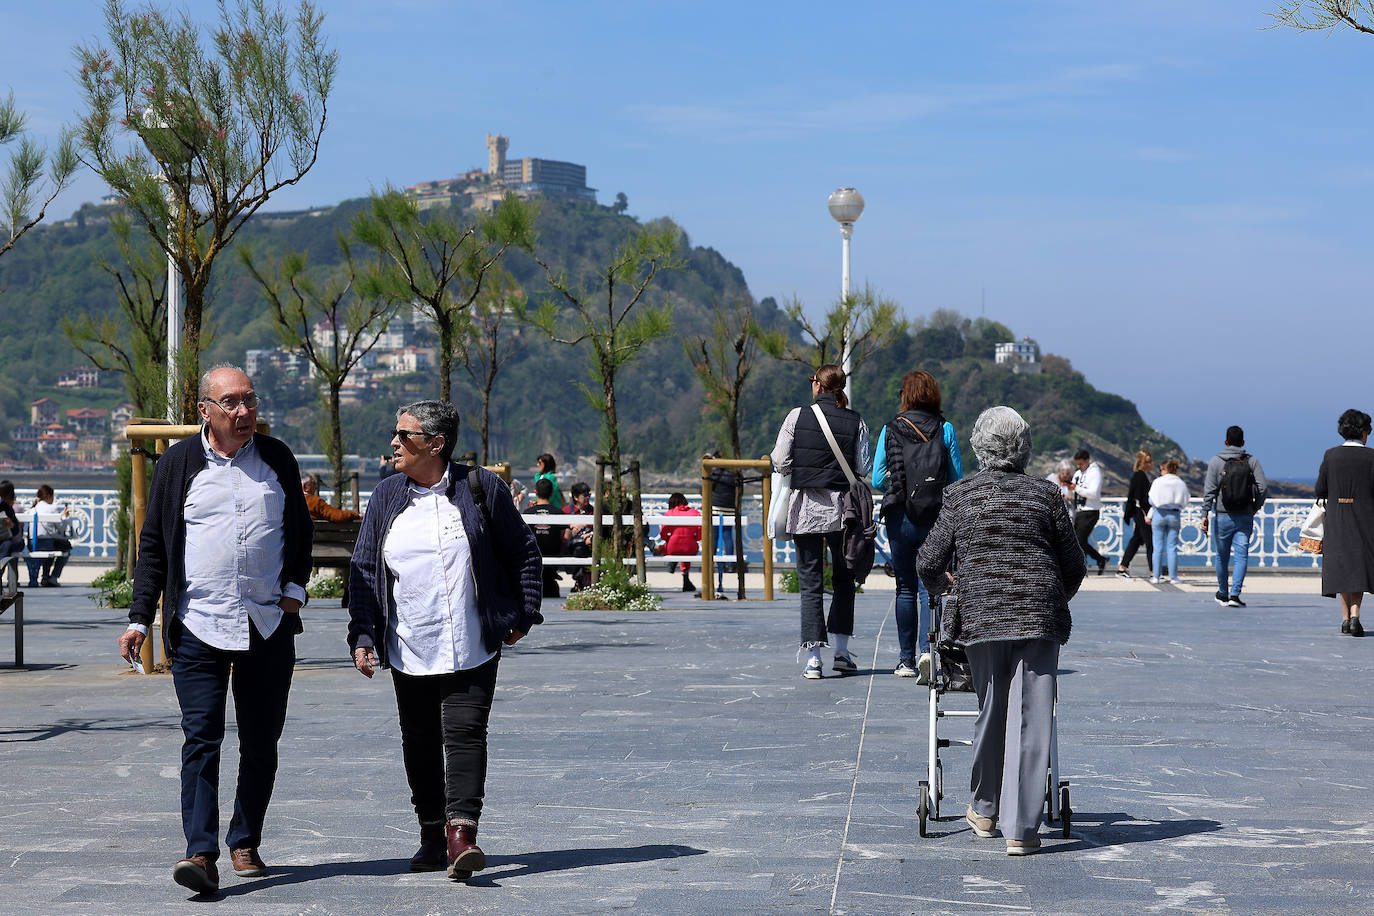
[994,337,1042,375]
[404,133,596,211]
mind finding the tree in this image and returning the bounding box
[62,213,169,417]
[522,224,683,558]
[73,0,338,421]
[760,284,907,395]
[611,191,629,215]
[0,92,79,260]
[240,237,393,499]
[457,267,526,465]
[1270,1,1374,34]
[353,190,536,402]
[688,297,765,460]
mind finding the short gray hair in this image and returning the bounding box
[971,406,1032,472]
[198,363,249,400]
[398,400,460,463]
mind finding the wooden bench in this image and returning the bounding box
[311,520,362,606]
[1,555,23,667]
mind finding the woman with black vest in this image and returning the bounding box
[769,364,871,679]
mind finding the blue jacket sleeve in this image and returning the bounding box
[871,425,889,489]
[944,422,963,482]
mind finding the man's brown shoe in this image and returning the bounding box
[446,823,486,880]
[230,846,268,877]
[172,854,219,893]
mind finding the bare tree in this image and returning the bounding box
[240,238,393,499]
[522,224,683,559]
[62,213,169,417]
[458,267,526,465]
[1270,1,1374,34]
[353,190,536,403]
[73,0,338,420]
[0,92,79,259]
[688,297,765,460]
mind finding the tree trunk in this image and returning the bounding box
[328,384,344,504]
[437,314,454,402]
[480,363,495,465]
[604,365,624,561]
[179,276,207,423]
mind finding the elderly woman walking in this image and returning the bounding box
[348,400,544,880]
[1315,408,1374,637]
[918,407,1085,855]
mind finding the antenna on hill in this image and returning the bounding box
[981,286,985,315]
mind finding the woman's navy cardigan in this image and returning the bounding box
[347,463,544,665]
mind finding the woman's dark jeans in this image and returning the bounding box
[885,513,931,663]
[795,530,855,646]
[391,654,500,826]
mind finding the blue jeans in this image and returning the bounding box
[171,617,296,860]
[1151,509,1181,579]
[885,513,931,663]
[1213,512,1255,597]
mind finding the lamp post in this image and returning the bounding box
[141,108,192,422]
[827,187,865,399]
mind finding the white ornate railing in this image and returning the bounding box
[39,486,1319,571]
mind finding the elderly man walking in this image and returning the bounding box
[117,366,313,894]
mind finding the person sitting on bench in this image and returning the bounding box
[301,475,362,522]
[25,484,73,588]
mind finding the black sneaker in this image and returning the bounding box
[1352,618,1365,638]
[832,653,858,674]
[1342,619,1352,634]
[1227,596,1246,608]
[1214,592,1228,607]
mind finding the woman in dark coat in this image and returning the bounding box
[918,406,1085,855]
[1117,450,1153,577]
[1315,408,1374,637]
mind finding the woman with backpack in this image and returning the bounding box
[872,370,963,682]
[770,364,871,679]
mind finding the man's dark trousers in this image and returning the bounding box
[1074,509,1105,564]
[171,617,295,860]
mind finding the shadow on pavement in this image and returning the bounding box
[0,716,177,742]
[213,857,411,897]
[468,843,708,886]
[921,810,1222,851]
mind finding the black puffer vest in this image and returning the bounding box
[790,392,861,490]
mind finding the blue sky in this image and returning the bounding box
[7,0,1372,478]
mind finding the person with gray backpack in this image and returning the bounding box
[872,370,963,682]
[1201,425,1268,607]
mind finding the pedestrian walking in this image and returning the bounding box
[1315,408,1374,637]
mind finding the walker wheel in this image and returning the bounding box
[918,782,930,837]
[1059,783,1072,838]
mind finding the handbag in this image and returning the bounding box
[768,471,793,543]
[811,404,877,584]
[1299,500,1325,554]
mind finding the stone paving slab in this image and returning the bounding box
[1,580,1370,914]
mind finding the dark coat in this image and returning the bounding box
[347,463,544,665]
[917,469,1085,647]
[1315,444,1374,597]
[129,431,314,659]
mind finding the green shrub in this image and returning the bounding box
[563,559,662,612]
[778,567,862,594]
[307,571,346,599]
[89,568,133,608]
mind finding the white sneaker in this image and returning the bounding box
[803,658,823,679]
[1169,577,1184,585]
[1149,577,1159,584]
[917,653,932,686]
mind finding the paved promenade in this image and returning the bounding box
[1,574,1370,914]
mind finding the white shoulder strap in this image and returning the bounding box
[811,404,858,487]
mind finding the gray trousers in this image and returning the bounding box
[965,638,1059,842]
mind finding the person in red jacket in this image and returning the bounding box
[659,492,701,594]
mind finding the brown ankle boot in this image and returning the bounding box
[446,822,486,879]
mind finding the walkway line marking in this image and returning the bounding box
[830,595,892,915]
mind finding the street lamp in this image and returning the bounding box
[827,187,865,399]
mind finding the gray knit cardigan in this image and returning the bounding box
[916,469,1085,646]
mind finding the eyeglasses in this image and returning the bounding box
[390,429,431,441]
[202,395,260,413]
[808,376,818,383]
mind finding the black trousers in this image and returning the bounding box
[1120,508,1153,570]
[794,531,855,646]
[390,654,500,827]
[1074,509,1105,564]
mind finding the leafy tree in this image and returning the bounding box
[760,284,907,397]
[611,191,629,215]
[240,237,393,498]
[353,190,536,402]
[0,93,79,260]
[523,224,683,559]
[1270,1,1374,34]
[73,0,338,421]
[458,267,525,465]
[62,213,168,417]
[688,297,764,460]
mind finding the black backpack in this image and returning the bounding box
[1219,454,1256,513]
[884,413,948,526]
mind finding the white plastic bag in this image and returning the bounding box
[1299,501,1325,554]
[768,472,792,543]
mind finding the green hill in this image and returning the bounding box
[0,196,1181,485]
